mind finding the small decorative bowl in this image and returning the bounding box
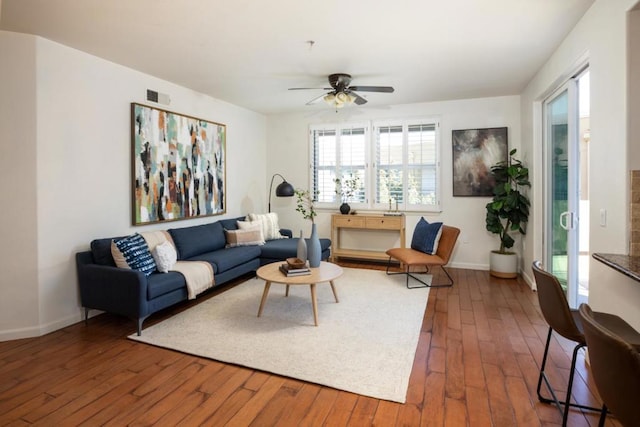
[286,257,306,269]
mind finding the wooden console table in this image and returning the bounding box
[331,213,405,262]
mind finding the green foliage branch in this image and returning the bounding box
[333,173,360,203]
[295,188,317,223]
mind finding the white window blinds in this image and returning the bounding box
[338,128,366,203]
[310,119,440,211]
[311,128,337,203]
[374,120,440,210]
[407,124,438,206]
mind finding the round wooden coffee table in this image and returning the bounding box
[256,261,343,326]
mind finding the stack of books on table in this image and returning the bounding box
[279,263,311,277]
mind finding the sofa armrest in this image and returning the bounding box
[76,251,148,320]
[279,228,293,238]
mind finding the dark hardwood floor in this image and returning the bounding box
[0,261,623,426]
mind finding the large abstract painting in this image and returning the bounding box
[131,103,226,225]
[452,127,508,196]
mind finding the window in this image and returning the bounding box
[311,123,367,205]
[310,127,337,203]
[310,118,440,212]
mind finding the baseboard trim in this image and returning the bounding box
[449,262,489,271]
[0,311,86,342]
[520,269,535,290]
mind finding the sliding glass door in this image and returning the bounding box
[543,69,590,308]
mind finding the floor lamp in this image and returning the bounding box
[268,173,294,212]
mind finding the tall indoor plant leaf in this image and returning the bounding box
[485,149,531,254]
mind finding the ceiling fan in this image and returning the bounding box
[289,73,394,108]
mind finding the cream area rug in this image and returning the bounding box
[129,267,430,403]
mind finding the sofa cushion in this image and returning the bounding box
[260,237,331,260]
[112,234,157,276]
[169,221,226,259]
[147,271,187,299]
[219,216,245,231]
[188,245,261,273]
[90,237,122,266]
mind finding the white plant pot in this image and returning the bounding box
[489,251,518,279]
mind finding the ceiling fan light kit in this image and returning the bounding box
[324,91,356,109]
[290,73,394,109]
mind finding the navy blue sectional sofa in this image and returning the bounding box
[76,217,331,335]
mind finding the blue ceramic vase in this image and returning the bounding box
[296,230,307,261]
[307,223,321,268]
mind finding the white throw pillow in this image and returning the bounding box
[152,241,178,273]
[247,212,285,240]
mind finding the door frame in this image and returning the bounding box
[541,65,589,308]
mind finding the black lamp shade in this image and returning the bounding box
[275,181,294,197]
[268,173,295,212]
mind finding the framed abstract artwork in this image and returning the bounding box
[452,127,508,196]
[131,103,226,225]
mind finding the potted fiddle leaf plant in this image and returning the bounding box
[485,148,531,278]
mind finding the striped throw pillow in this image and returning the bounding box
[112,233,157,276]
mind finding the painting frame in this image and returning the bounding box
[131,103,226,225]
[452,127,508,197]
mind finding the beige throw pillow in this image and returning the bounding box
[225,227,265,247]
[111,241,130,269]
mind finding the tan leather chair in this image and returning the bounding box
[578,303,640,427]
[386,225,460,288]
[532,261,640,426]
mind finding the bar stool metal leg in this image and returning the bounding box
[536,326,605,426]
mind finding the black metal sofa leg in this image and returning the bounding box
[136,317,147,336]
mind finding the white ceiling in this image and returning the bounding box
[0,0,594,115]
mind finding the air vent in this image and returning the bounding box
[146,89,171,105]
[146,89,158,102]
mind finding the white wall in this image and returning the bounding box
[0,31,267,340]
[520,0,640,329]
[266,96,521,270]
[0,31,39,335]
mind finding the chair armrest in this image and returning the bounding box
[76,252,148,319]
[279,228,293,238]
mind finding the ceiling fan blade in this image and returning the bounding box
[351,92,368,105]
[348,86,394,93]
[288,87,334,91]
[305,93,328,105]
